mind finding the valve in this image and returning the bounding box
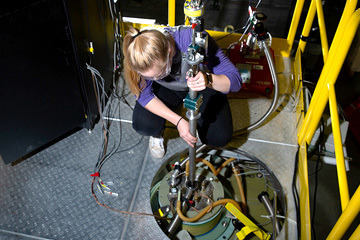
[184,0,204,18]
[245,6,270,52]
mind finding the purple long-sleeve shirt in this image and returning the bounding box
[137,26,242,107]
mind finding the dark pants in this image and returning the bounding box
[132,82,233,147]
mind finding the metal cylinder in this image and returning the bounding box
[166,188,195,237]
[258,191,281,236]
[188,109,197,185]
[179,144,208,168]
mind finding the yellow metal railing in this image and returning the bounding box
[292,0,360,238]
[168,0,176,27]
[284,0,306,57]
[297,0,329,62]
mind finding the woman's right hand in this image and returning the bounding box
[177,119,197,147]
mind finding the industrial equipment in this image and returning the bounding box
[230,6,280,136]
[228,7,275,96]
[148,2,286,238]
[150,147,286,239]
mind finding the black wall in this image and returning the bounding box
[0,0,117,164]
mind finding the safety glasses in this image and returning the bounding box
[139,52,171,81]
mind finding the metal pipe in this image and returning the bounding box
[298,1,358,145]
[168,0,176,27]
[284,0,306,57]
[179,144,208,168]
[328,83,349,209]
[327,185,360,239]
[303,9,360,145]
[258,192,281,236]
[315,0,329,62]
[191,24,196,47]
[188,108,197,185]
[273,191,278,239]
[298,0,317,53]
[166,187,195,237]
[349,224,360,240]
[233,40,279,136]
[187,63,198,186]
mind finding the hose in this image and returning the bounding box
[232,164,247,215]
[184,157,246,214]
[233,40,279,136]
[185,158,217,176]
[176,197,241,222]
[215,157,236,175]
[184,157,236,177]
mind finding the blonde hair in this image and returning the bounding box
[123,27,172,98]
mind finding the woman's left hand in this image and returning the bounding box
[186,71,207,91]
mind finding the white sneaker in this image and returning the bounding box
[149,136,165,158]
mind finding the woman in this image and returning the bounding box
[123,26,241,158]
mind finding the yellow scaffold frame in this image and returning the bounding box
[288,0,360,239]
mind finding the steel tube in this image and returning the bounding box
[327,185,360,239]
[349,224,360,240]
[233,41,279,136]
[303,9,360,145]
[258,192,281,236]
[284,0,306,57]
[168,0,175,27]
[315,0,329,62]
[188,109,197,185]
[166,188,195,237]
[298,2,358,145]
[328,83,349,209]
[273,191,278,239]
[298,0,317,53]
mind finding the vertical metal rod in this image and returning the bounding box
[188,83,197,187]
[191,24,196,47]
[179,144,208,168]
[166,188,194,237]
[327,185,360,239]
[298,0,317,53]
[273,191,278,239]
[188,109,197,185]
[168,0,176,27]
[315,0,329,62]
[329,83,349,209]
[284,0,306,57]
[188,63,198,186]
[258,192,281,236]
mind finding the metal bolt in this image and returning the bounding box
[222,221,228,227]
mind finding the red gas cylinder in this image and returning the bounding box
[228,40,275,96]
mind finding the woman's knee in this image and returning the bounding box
[132,115,165,136]
[198,126,233,147]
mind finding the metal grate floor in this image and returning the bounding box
[0,55,298,239]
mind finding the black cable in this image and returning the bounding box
[307,117,325,159]
[97,101,124,170]
[311,148,321,240]
[95,96,120,170]
[308,116,324,240]
[113,91,134,111]
[292,148,300,240]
